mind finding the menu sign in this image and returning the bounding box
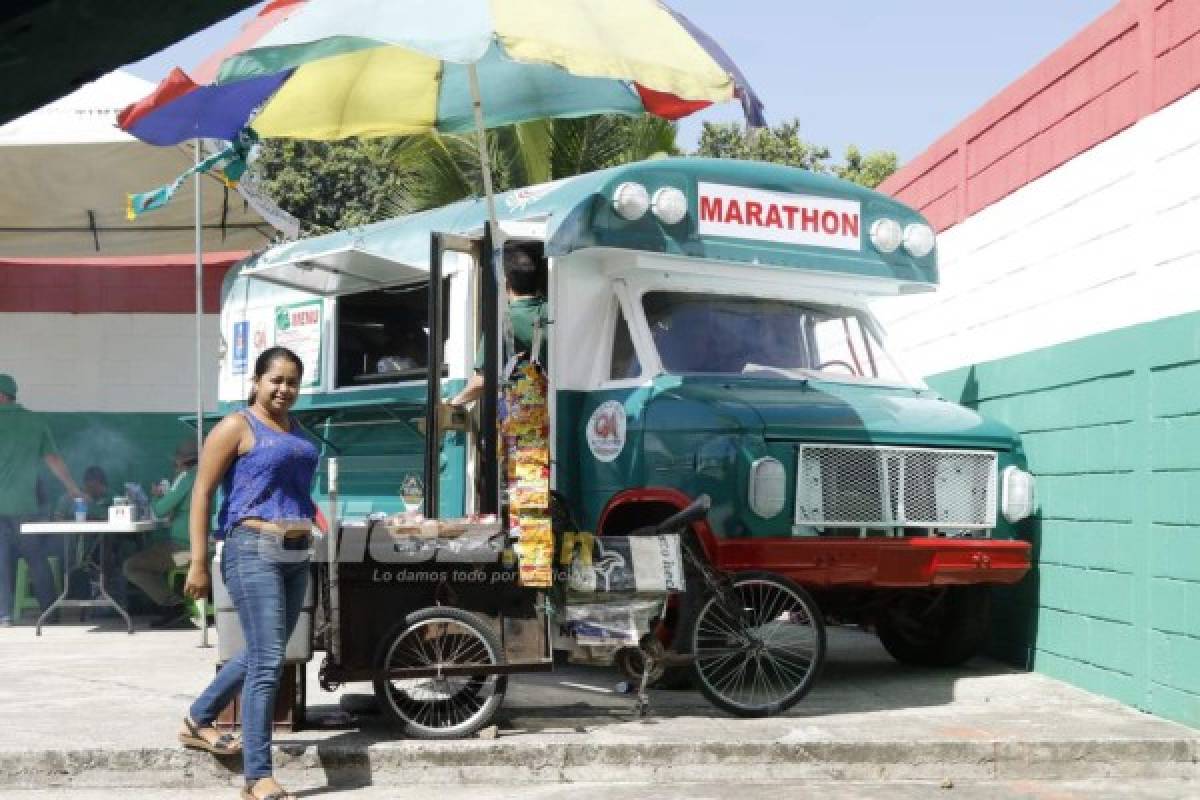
[274,301,322,388]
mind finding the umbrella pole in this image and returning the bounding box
[193,138,211,649]
[467,64,511,517]
[467,64,501,240]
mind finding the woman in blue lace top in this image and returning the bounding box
[180,346,318,800]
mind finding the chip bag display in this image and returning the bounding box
[501,361,553,587]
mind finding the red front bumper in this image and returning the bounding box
[713,537,1032,589]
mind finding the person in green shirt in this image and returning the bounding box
[122,439,198,628]
[450,244,548,407]
[0,373,83,626]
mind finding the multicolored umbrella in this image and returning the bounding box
[118,0,764,146]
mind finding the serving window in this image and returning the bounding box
[335,281,450,388]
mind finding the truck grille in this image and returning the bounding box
[794,445,997,530]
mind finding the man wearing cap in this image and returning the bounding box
[122,438,199,628]
[0,374,83,626]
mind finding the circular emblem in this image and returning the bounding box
[586,400,627,463]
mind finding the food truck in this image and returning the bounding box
[217,158,1035,727]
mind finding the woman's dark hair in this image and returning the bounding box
[247,346,304,404]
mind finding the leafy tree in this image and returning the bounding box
[835,145,899,189]
[695,118,898,189]
[252,139,405,234]
[695,119,831,172]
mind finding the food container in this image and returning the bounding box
[108,501,134,525]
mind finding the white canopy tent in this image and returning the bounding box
[0,69,273,258]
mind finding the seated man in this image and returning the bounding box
[57,466,112,521]
[57,465,123,607]
[123,440,197,628]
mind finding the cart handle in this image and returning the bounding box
[654,494,711,535]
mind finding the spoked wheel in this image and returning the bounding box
[688,571,825,717]
[372,607,507,739]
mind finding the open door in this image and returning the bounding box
[424,227,499,518]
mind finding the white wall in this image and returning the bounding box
[0,313,220,413]
[874,88,1200,378]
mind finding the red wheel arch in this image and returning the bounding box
[596,487,720,561]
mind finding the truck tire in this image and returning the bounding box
[875,586,991,668]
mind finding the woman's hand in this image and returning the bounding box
[184,563,211,599]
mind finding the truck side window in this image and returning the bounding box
[610,308,641,380]
[335,281,450,388]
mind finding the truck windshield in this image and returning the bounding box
[641,291,916,386]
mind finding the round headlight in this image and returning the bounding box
[748,457,787,518]
[903,223,936,258]
[870,218,903,254]
[612,182,650,221]
[651,187,688,225]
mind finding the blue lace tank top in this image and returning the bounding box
[216,410,319,539]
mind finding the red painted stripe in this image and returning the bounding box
[0,252,247,314]
[880,0,1200,231]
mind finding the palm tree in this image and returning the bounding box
[368,115,679,218]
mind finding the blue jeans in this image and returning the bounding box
[0,516,58,621]
[189,527,309,780]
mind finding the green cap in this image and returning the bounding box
[0,374,16,399]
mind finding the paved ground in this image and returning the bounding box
[0,617,1196,790]
[2,780,1198,799]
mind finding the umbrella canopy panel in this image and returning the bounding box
[0,70,272,258]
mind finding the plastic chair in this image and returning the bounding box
[167,551,214,623]
[13,556,62,621]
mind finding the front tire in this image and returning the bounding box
[875,586,991,667]
[373,607,507,739]
[688,571,825,717]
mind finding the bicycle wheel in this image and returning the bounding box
[688,571,825,717]
[373,607,507,739]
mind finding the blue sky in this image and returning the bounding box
[128,0,1116,163]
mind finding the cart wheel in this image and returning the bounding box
[373,607,507,739]
[688,571,825,718]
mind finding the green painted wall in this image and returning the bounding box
[36,413,196,514]
[927,311,1200,729]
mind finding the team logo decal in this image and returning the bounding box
[587,400,626,463]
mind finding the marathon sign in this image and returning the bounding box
[697,182,861,251]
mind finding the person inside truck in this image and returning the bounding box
[450,243,548,407]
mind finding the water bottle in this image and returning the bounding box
[73,496,87,522]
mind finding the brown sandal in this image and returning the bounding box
[241,781,296,800]
[179,716,241,756]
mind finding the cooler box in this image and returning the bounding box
[212,545,316,664]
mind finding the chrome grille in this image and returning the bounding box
[794,445,997,529]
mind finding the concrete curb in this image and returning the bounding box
[3,737,1198,788]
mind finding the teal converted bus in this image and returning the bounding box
[218,158,1035,667]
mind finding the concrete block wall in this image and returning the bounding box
[875,1,1200,728]
[0,253,242,508]
[928,314,1200,727]
[874,86,1200,380]
[0,312,221,413]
